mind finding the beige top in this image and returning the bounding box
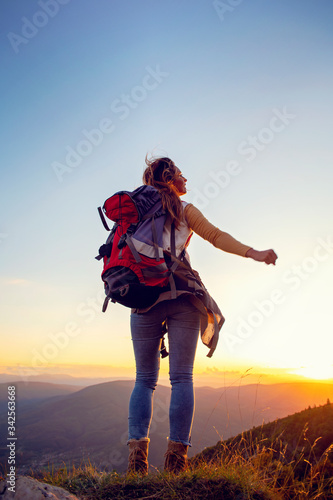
[184,203,252,257]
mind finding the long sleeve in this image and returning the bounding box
[184,203,252,257]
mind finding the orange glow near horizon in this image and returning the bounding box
[290,365,333,381]
[2,361,333,387]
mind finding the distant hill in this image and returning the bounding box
[0,381,80,413]
[0,380,332,474]
[193,381,333,445]
[192,402,333,482]
[0,371,122,387]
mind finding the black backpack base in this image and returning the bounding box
[102,266,164,311]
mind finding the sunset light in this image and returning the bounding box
[1,2,333,498]
[291,365,333,381]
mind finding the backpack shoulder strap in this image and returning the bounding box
[97,206,111,231]
[167,223,177,299]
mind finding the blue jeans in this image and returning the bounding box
[128,296,200,446]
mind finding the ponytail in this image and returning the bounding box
[143,155,183,229]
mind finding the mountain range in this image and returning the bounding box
[0,379,332,474]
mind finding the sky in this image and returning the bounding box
[1,0,333,384]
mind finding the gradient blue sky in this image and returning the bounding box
[1,0,333,382]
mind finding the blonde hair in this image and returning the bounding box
[143,155,183,229]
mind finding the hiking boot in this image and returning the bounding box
[164,440,188,474]
[127,438,149,475]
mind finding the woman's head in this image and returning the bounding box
[143,155,187,228]
[143,156,187,196]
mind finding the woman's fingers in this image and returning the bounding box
[246,248,278,265]
[263,249,278,265]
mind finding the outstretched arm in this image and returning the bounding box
[184,203,277,265]
[184,203,252,256]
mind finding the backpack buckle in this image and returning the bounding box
[118,233,127,249]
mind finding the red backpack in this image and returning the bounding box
[96,185,181,312]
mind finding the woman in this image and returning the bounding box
[127,156,277,475]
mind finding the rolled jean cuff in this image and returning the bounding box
[168,436,192,447]
[127,437,150,446]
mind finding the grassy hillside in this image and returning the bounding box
[193,401,333,466]
[23,403,333,499]
[192,402,333,499]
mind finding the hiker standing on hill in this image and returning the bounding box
[127,156,277,475]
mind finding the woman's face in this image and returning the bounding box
[172,167,187,195]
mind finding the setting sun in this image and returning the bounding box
[292,365,333,381]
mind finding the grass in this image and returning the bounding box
[28,428,333,500]
[31,460,279,500]
[191,426,333,500]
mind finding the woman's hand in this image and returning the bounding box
[246,248,278,265]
